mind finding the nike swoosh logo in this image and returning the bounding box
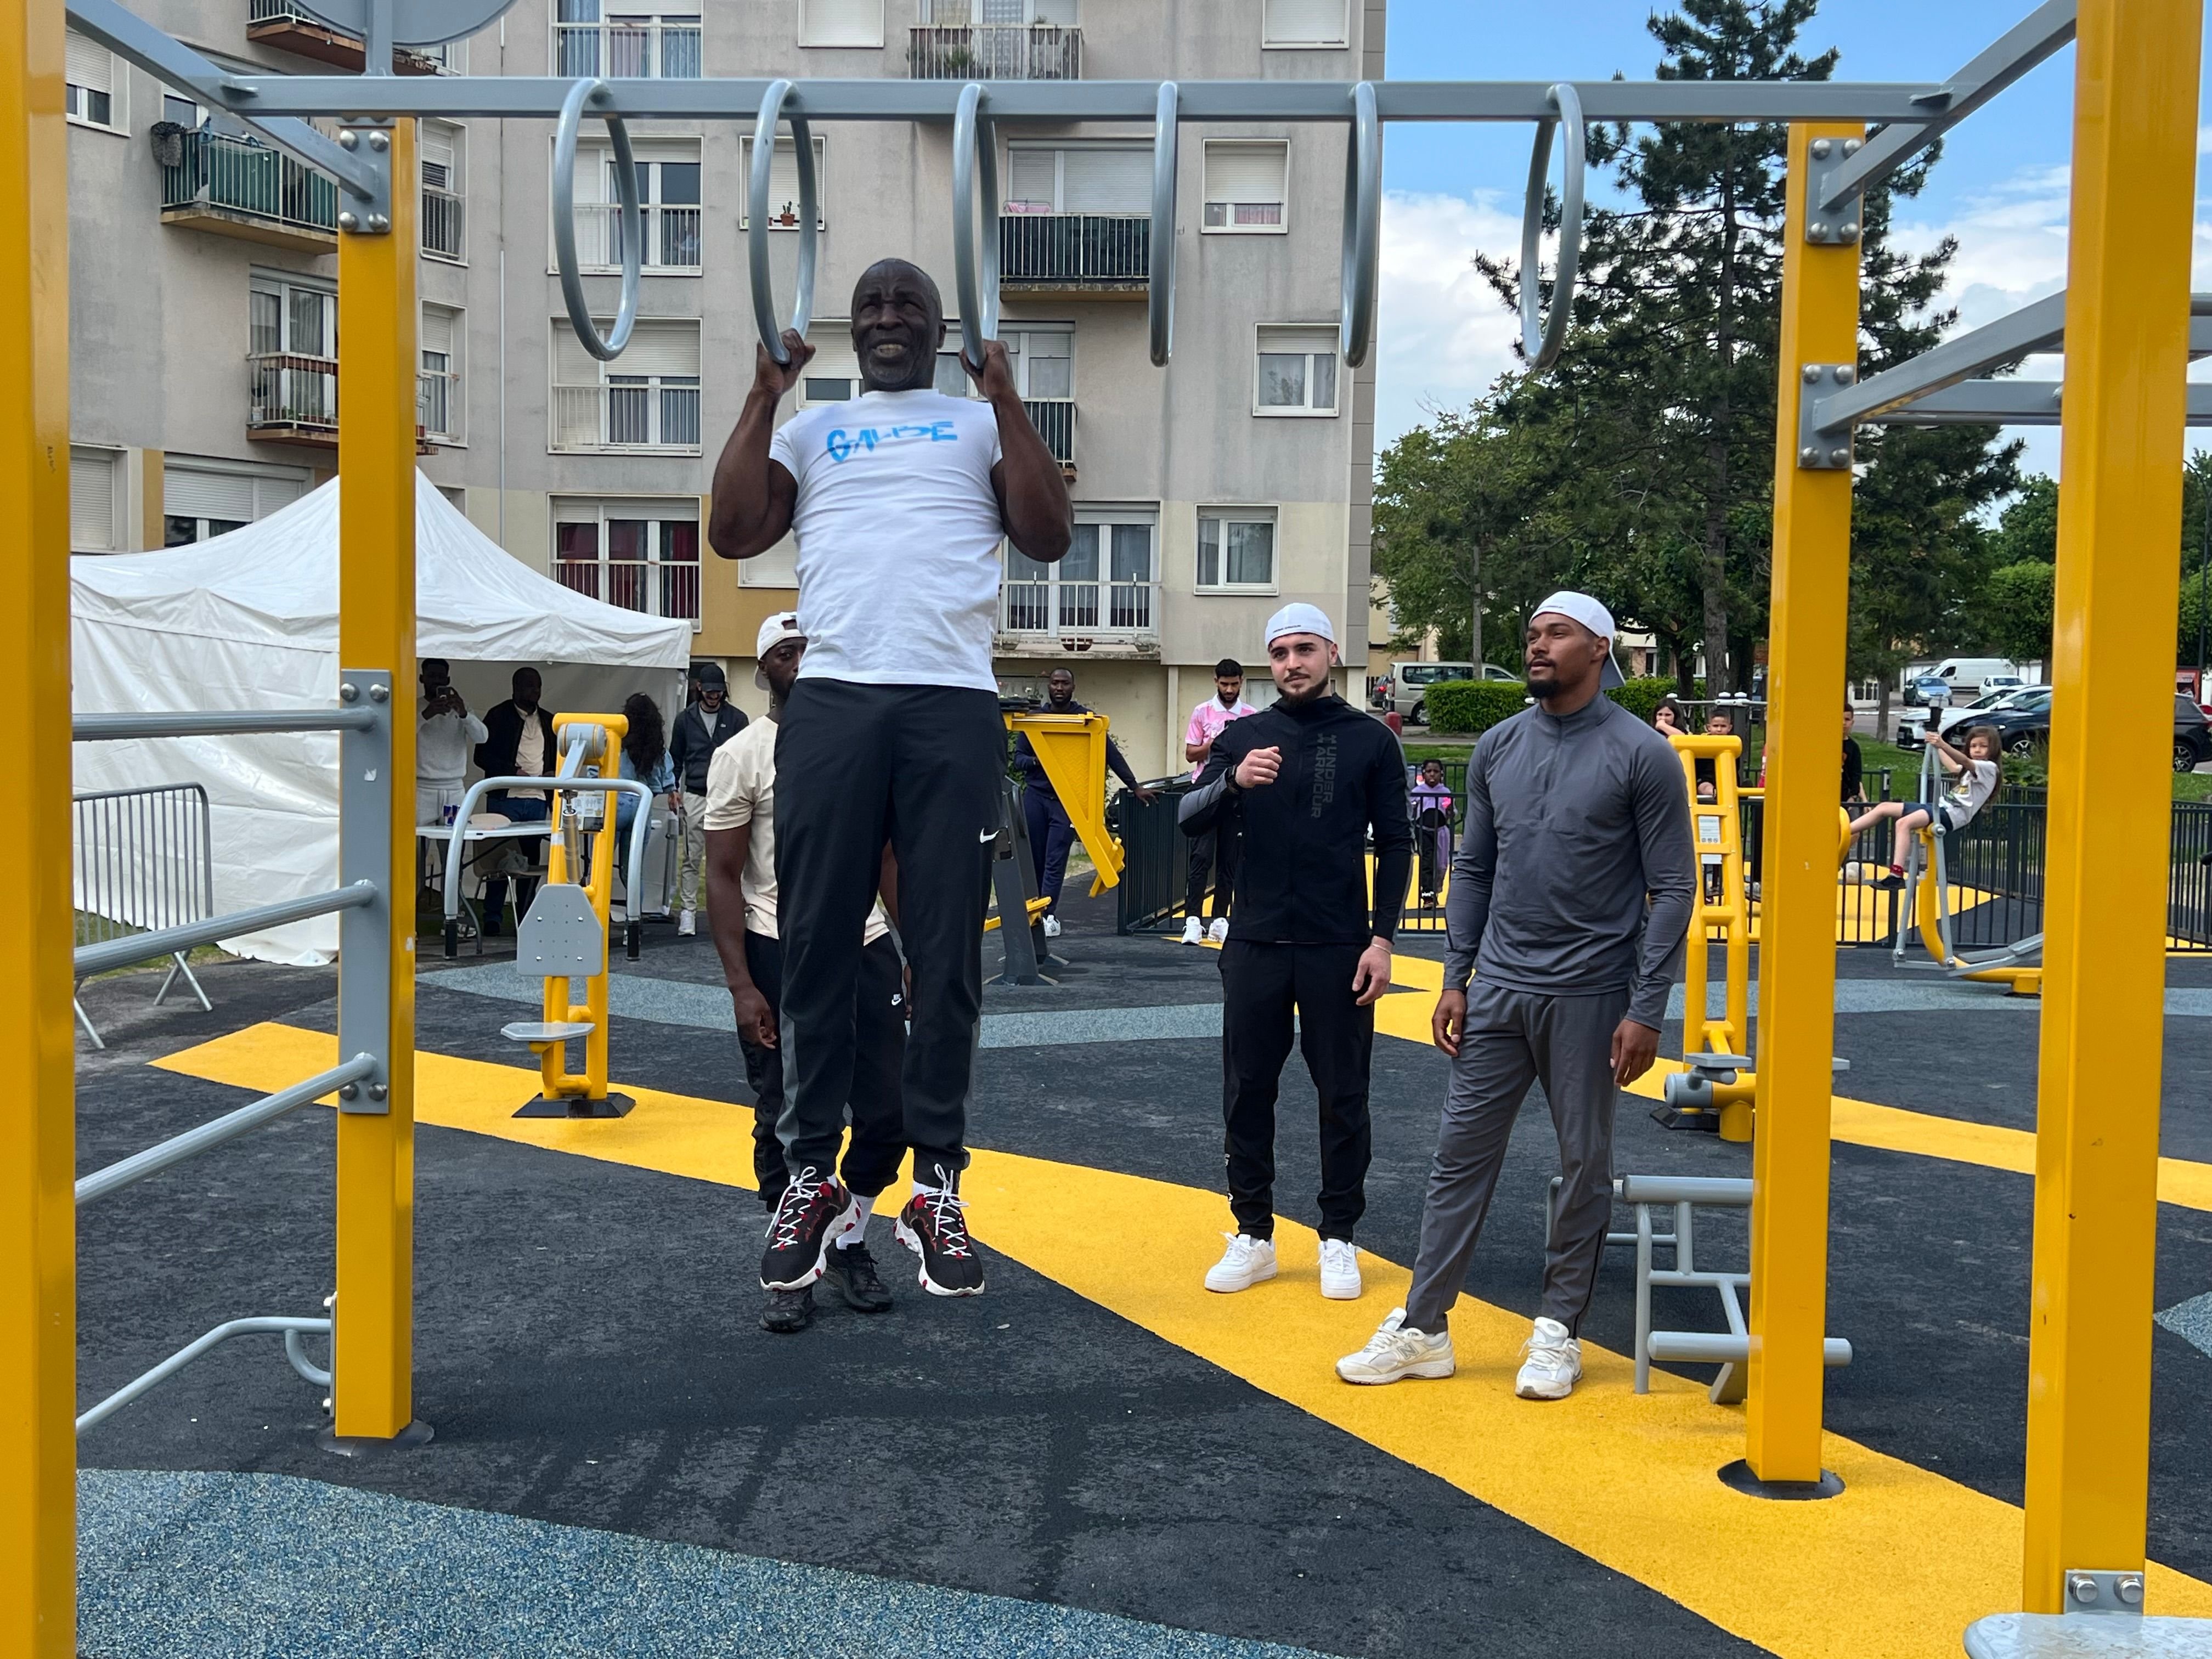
[979,827,998,842]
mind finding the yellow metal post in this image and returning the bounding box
[2022,0,2201,1609]
[334,119,420,1443]
[0,0,75,1640]
[1745,120,1861,1486]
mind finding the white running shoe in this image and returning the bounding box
[1042,913,1062,939]
[1319,1238,1362,1300]
[677,909,696,937]
[1203,1233,1278,1293]
[1515,1316,1583,1400]
[1336,1308,1455,1385]
[1181,917,1204,945]
[1207,917,1230,944]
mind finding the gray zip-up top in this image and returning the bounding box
[1444,694,1695,1029]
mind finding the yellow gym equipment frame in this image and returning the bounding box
[5,0,2202,1646]
[1661,733,1756,1142]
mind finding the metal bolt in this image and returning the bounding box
[369,1082,389,1102]
[2069,1576,2101,1605]
[338,129,358,150]
[2117,1577,2144,1607]
[337,1082,360,1102]
[367,213,391,234]
[1828,448,1851,468]
[1799,446,1820,466]
[1835,364,1857,386]
[337,211,359,232]
[338,682,360,703]
[1802,363,1822,383]
[1839,221,1861,243]
[1807,222,1831,244]
[367,130,390,153]
[368,682,390,703]
[1811,138,1832,160]
[1842,138,1862,157]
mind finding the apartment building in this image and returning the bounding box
[65,0,1384,778]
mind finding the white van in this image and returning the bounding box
[1928,658,2019,699]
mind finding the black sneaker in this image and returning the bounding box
[760,1167,857,1291]
[895,1173,986,1297]
[1874,871,1908,890]
[822,1239,894,1313]
[760,1285,815,1335]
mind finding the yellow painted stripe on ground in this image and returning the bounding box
[153,1022,2212,1658]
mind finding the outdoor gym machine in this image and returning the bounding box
[1891,741,2044,995]
[987,708,1127,987]
[1657,732,1756,1141]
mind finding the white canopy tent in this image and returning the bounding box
[72,473,693,963]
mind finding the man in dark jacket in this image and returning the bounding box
[473,667,559,936]
[669,663,748,935]
[1011,667,1154,939]
[1179,603,1412,1306]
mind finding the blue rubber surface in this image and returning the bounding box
[79,1469,1341,1659]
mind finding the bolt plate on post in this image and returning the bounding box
[1797,362,1859,469]
[2062,1570,2148,1617]
[1804,134,1864,249]
[334,120,394,234]
[336,669,393,1114]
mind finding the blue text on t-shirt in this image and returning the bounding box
[823,419,961,464]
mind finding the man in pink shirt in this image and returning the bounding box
[1181,658,1257,945]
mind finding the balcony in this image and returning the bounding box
[554,19,701,78]
[1023,397,1076,476]
[161,129,336,252]
[551,383,704,454]
[245,0,447,72]
[422,185,464,260]
[908,23,1081,80]
[999,213,1147,297]
[997,579,1159,657]
[245,352,433,450]
[418,368,460,447]
[567,202,702,273]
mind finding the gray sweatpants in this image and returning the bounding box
[1403,981,1627,1337]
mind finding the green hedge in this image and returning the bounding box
[1423,674,1680,736]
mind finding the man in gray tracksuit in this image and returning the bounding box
[1336,591,1694,1400]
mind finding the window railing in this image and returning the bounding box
[565,201,702,272]
[161,130,336,236]
[417,369,460,443]
[550,383,703,453]
[554,18,701,78]
[908,23,1081,80]
[245,0,448,72]
[999,213,1147,283]
[555,559,700,620]
[422,186,464,259]
[1001,579,1156,636]
[248,351,338,433]
[1024,397,1075,464]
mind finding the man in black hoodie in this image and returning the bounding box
[474,667,559,935]
[1179,602,1412,1305]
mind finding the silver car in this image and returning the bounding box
[1390,661,1516,724]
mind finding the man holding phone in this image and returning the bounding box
[1335,592,1694,1400]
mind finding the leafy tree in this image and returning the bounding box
[1991,475,2058,565]
[1984,560,2054,664]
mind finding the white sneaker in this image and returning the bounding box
[1319,1238,1362,1300]
[1181,917,1204,945]
[1203,1233,1277,1293]
[1207,917,1230,944]
[677,910,696,937]
[1515,1316,1583,1400]
[1336,1308,1455,1385]
[1042,913,1062,939]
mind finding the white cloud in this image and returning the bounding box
[1373,188,1524,447]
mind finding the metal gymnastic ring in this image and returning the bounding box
[951,81,1001,374]
[552,77,641,362]
[1148,80,1179,367]
[1338,81,1381,369]
[1518,81,1586,372]
[749,78,819,366]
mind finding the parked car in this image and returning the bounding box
[1369,677,1392,710]
[1901,674,1953,710]
[1387,661,1519,724]
[1962,690,2211,773]
[1928,657,2022,700]
[1934,683,2043,737]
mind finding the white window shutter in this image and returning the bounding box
[1260,325,1336,358]
[420,306,454,358]
[799,0,882,47]
[1031,0,1076,23]
[1062,147,1150,215]
[64,32,112,92]
[1007,146,1058,211]
[1263,0,1344,44]
[617,319,702,377]
[251,476,302,517]
[163,465,257,524]
[70,449,116,551]
[552,319,601,387]
[1203,142,1288,205]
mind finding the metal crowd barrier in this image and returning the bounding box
[1112,777,1197,934]
[72,782,217,1048]
[69,682,394,1436]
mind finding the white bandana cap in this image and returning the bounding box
[1530,591,1627,690]
[1264,602,1337,647]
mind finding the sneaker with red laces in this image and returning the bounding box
[894,1169,986,1297]
[759,1167,857,1291]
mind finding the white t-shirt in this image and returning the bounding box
[768,388,1006,691]
[702,719,891,945]
[417,706,487,787]
[1943,757,2000,826]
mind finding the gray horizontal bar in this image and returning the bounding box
[1812,291,2067,434]
[76,1056,374,1207]
[1646,1331,1852,1366]
[76,1315,334,1435]
[1617,1174,1754,1206]
[74,881,376,978]
[1866,380,2212,427]
[219,75,1955,125]
[74,708,380,741]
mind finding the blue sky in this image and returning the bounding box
[1370,0,2212,479]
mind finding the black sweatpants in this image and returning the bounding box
[774,678,1001,1189]
[1023,784,1076,913]
[738,928,908,1211]
[1185,823,1240,921]
[1218,939,1374,1243]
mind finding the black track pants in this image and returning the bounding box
[1218,939,1374,1243]
[1185,824,1240,921]
[773,679,1000,1188]
[738,928,907,1209]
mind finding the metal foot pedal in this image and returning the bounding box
[500,1020,595,1045]
[1655,1052,1748,1131]
[514,1092,635,1119]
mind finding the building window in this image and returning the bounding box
[554,0,701,77]
[421,119,466,261]
[1005,144,1150,215]
[1005,508,1156,635]
[65,32,123,131]
[558,140,702,273]
[1201,140,1288,233]
[1197,506,1278,592]
[420,303,464,444]
[1262,0,1346,46]
[935,350,972,397]
[161,93,200,129]
[162,459,305,545]
[737,134,828,229]
[248,270,337,435]
[1254,325,1338,416]
[799,0,883,47]
[1005,327,1073,463]
[551,318,702,453]
[552,499,701,622]
[70,446,123,552]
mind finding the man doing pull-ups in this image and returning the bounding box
[708,259,1073,1299]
